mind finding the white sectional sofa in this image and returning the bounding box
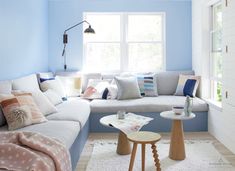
[87,71,208,132]
[0,70,208,170]
[0,75,90,170]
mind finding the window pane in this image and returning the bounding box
[212,52,222,78]
[128,43,163,72]
[85,43,120,72]
[128,15,162,41]
[84,14,120,42]
[212,81,222,102]
[213,4,222,30]
[212,30,222,52]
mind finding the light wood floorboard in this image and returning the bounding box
[76,132,235,171]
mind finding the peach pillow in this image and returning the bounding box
[0,93,47,130]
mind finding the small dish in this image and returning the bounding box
[172,106,184,115]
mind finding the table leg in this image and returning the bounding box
[117,131,131,155]
[169,120,185,160]
[128,142,137,171]
[151,143,161,171]
[142,143,145,171]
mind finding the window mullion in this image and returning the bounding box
[120,13,128,72]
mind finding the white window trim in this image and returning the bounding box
[82,12,166,73]
[209,1,222,103]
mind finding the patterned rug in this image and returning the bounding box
[86,140,235,171]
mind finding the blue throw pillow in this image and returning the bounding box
[102,88,109,99]
[183,79,197,97]
[40,77,55,83]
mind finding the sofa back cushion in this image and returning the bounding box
[157,71,194,95]
[0,80,12,94]
[12,74,40,91]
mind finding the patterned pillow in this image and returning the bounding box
[0,98,32,130]
[1,93,48,130]
[82,79,110,99]
[14,93,48,123]
[175,75,200,97]
[136,74,158,97]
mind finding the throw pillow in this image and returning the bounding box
[40,77,55,83]
[82,79,110,99]
[114,76,141,100]
[175,75,200,97]
[0,94,47,130]
[106,80,118,99]
[136,74,158,97]
[13,91,58,116]
[40,78,66,100]
[183,79,197,97]
[44,89,63,106]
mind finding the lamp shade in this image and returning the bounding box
[84,25,95,34]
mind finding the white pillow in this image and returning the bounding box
[107,84,118,99]
[31,90,58,116]
[40,78,66,98]
[12,74,40,91]
[44,89,63,106]
[83,79,110,99]
[114,76,141,100]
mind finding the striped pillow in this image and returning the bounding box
[137,74,158,97]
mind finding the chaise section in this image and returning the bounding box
[0,120,80,149]
[46,98,90,128]
[90,96,208,114]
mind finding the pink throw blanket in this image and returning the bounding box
[0,132,71,171]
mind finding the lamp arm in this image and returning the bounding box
[64,20,91,33]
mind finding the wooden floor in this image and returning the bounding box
[76,132,235,171]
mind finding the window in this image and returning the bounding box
[83,13,165,72]
[210,2,222,102]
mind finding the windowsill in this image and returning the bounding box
[203,98,222,112]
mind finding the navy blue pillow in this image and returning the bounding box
[183,79,196,97]
[102,88,109,99]
[40,77,55,83]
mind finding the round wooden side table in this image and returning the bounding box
[100,115,131,155]
[127,131,161,171]
[160,111,195,160]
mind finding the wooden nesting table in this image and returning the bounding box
[100,115,131,155]
[160,111,195,160]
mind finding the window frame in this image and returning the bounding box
[83,12,166,73]
[209,1,222,102]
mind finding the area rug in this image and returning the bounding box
[86,140,234,171]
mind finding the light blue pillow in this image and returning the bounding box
[115,76,141,100]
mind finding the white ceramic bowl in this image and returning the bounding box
[172,106,184,115]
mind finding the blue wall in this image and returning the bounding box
[0,0,48,80]
[48,0,192,72]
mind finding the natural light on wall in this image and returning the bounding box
[83,13,165,72]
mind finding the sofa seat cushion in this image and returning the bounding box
[90,96,208,114]
[0,120,80,149]
[46,98,90,128]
